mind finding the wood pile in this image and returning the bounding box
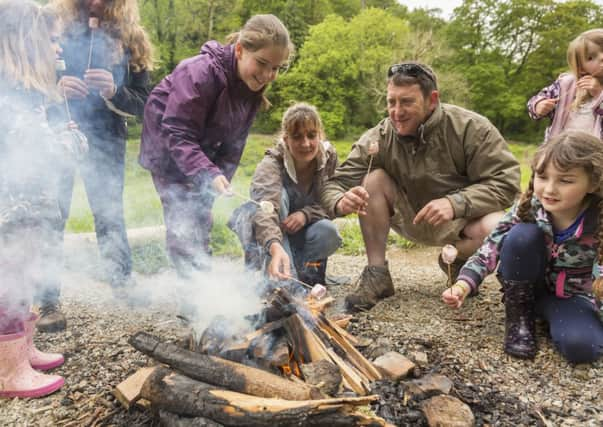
[117,287,390,426]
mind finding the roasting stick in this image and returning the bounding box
[229,189,275,214]
[56,60,72,121]
[357,140,378,215]
[282,274,313,290]
[87,17,99,70]
[441,244,458,297]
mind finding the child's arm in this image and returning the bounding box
[448,203,521,299]
[527,79,561,120]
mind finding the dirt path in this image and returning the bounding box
[0,246,601,426]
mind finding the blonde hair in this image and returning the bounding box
[226,14,293,111]
[51,0,154,71]
[280,102,325,141]
[0,0,57,98]
[515,131,603,299]
[567,29,603,109]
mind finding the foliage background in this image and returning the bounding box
[140,0,603,140]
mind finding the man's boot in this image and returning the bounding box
[300,259,327,286]
[36,303,66,333]
[501,278,537,359]
[345,263,394,312]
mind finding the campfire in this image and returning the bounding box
[114,285,392,426]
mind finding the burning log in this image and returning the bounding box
[129,332,321,401]
[142,367,387,427]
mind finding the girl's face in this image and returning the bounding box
[284,122,320,166]
[235,43,288,92]
[50,25,62,60]
[85,0,110,18]
[580,41,603,78]
[533,161,596,221]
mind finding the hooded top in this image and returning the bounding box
[140,41,263,185]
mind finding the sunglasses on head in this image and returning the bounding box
[387,63,435,83]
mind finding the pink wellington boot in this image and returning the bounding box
[0,332,64,398]
[25,313,64,370]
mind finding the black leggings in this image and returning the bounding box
[498,223,603,363]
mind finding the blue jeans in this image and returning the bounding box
[56,132,132,290]
[498,223,603,363]
[271,189,342,278]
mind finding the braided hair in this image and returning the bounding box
[522,131,603,299]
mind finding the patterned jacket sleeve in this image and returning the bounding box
[527,79,560,120]
[457,202,521,294]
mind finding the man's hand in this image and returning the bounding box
[336,186,369,216]
[413,197,454,226]
[282,211,306,234]
[534,97,559,117]
[442,280,471,309]
[59,76,89,99]
[84,68,116,99]
[268,242,290,279]
[211,175,231,195]
[577,75,603,97]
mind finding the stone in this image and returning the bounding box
[421,395,475,427]
[405,374,453,400]
[410,351,429,366]
[373,351,416,380]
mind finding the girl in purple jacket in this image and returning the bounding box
[442,131,603,364]
[140,15,293,277]
[527,29,603,142]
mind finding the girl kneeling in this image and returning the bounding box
[443,131,603,363]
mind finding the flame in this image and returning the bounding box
[280,348,303,378]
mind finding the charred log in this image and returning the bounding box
[143,367,386,427]
[129,331,320,401]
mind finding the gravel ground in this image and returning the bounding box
[0,245,601,426]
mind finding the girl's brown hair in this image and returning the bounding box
[567,29,603,109]
[515,131,603,299]
[0,0,58,98]
[226,14,293,110]
[280,102,324,142]
[51,0,154,71]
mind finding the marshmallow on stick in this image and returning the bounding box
[441,244,458,265]
[86,17,99,70]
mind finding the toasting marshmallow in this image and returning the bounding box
[88,17,99,29]
[441,244,458,265]
[55,59,66,71]
[260,201,274,214]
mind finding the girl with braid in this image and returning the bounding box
[442,131,603,363]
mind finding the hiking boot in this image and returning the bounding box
[299,259,328,286]
[501,278,537,359]
[36,304,66,333]
[111,275,150,308]
[438,253,466,284]
[345,263,395,313]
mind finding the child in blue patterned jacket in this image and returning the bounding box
[442,131,603,363]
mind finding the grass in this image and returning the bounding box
[66,125,535,262]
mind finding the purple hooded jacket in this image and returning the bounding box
[139,41,262,184]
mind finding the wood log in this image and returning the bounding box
[113,366,157,409]
[129,332,321,401]
[159,410,224,427]
[142,367,386,427]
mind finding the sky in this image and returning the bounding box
[398,0,603,20]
